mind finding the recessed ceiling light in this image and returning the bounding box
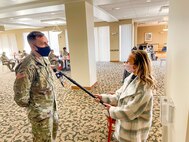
[17,18,32,21]
[51,13,56,15]
[112,7,120,10]
[146,0,151,2]
[41,18,66,25]
[10,18,14,20]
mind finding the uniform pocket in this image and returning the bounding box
[28,105,52,122]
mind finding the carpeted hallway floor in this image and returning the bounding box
[0,61,166,142]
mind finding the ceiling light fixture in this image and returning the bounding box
[17,18,32,21]
[146,0,151,2]
[112,7,120,10]
[41,18,66,25]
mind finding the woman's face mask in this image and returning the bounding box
[125,62,135,73]
[35,45,51,57]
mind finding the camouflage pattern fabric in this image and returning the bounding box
[48,52,59,69]
[14,53,58,142]
[0,54,15,71]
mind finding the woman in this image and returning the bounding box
[95,50,155,142]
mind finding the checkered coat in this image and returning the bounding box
[101,74,153,142]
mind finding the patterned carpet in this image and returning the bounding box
[0,61,166,142]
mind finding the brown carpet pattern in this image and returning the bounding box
[0,61,166,142]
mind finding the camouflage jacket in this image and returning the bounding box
[48,52,58,65]
[14,53,57,121]
[0,55,9,63]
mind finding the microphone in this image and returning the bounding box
[53,68,64,87]
[52,68,105,106]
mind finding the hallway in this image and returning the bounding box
[0,61,165,142]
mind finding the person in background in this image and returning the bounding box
[149,45,157,60]
[0,52,15,71]
[22,50,28,59]
[95,50,155,142]
[48,49,63,70]
[138,45,144,50]
[62,47,69,59]
[62,47,70,70]
[132,46,137,50]
[162,46,167,52]
[14,50,23,63]
[48,49,58,65]
[14,31,58,142]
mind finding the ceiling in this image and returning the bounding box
[0,0,169,30]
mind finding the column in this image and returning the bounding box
[109,22,119,61]
[134,22,138,46]
[65,1,96,88]
[165,0,189,141]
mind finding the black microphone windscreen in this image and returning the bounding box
[53,68,57,72]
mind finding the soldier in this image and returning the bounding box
[48,50,64,70]
[48,49,59,68]
[0,52,15,71]
[14,31,58,142]
[22,50,29,58]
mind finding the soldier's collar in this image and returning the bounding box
[31,52,46,66]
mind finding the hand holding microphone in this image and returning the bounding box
[94,94,102,103]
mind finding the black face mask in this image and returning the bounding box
[35,45,51,57]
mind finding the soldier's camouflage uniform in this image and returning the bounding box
[14,53,58,142]
[0,54,15,71]
[48,52,59,69]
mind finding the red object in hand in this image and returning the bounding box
[107,116,116,142]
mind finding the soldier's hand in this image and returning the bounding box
[94,94,102,103]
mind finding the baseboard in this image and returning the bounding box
[71,82,98,90]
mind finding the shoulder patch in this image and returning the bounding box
[16,73,26,79]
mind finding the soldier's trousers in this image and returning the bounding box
[30,112,58,142]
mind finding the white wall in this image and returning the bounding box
[0,33,18,58]
[165,0,189,141]
[94,26,110,62]
[119,24,132,62]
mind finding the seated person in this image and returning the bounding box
[0,52,15,71]
[21,50,29,59]
[147,45,157,61]
[162,46,167,52]
[48,50,63,70]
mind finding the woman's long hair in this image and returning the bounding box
[132,50,155,88]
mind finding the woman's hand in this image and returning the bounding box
[103,103,111,110]
[94,94,102,103]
